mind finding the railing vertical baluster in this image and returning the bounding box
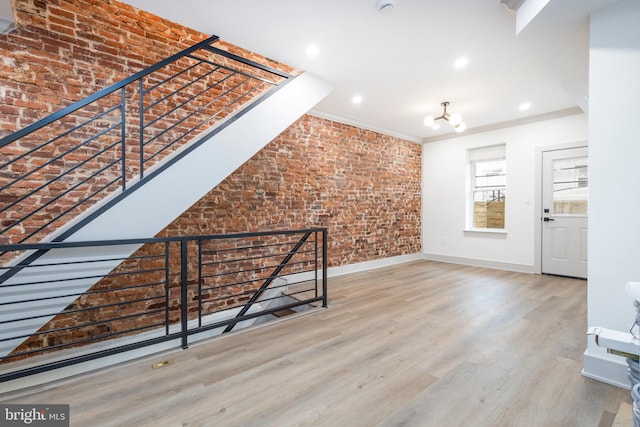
[314,231,319,299]
[164,241,170,336]
[180,239,189,349]
[139,78,145,180]
[197,239,203,328]
[322,229,328,308]
[120,86,127,191]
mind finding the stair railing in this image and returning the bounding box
[0,228,328,383]
[223,230,316,333]
[0,35,293,247]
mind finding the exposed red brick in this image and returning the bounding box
[0,0,298,247]
[1,0,421,363]
[156,114,422,266]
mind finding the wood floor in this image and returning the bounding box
[0,260,631,426]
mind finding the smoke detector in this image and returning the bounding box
[377,0,396,13]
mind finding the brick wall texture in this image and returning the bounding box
[0,0,293,134]
[1,0,422,360]
[160,113,422,262]
[0,0,296,246]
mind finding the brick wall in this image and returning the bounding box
[0,0,296,246]
[2,0,423,360]
[0,0,294,135]
[159,114,422,265]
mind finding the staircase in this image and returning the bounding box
[0,36,332,362]
[267,281,324,320]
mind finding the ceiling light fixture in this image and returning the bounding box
[423,101,467,133]
[377,0,396,13]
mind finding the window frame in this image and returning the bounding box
[466,144,507,232]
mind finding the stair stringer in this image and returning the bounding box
[0,72,333,358]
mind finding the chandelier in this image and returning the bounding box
[423,101,467,133]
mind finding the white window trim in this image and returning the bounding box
[463,227,508,235]
[466,144,506,232]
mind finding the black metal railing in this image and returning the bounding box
[0,228,327,382]
[0,35,293,247]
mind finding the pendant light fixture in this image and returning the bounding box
[423,101,467,133]
[377,0,396,13]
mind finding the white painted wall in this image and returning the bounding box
[422,113,587,272]
[583,0,640,389]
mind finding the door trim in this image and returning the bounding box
[534,141,588,275]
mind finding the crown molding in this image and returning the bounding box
[308,109,423,145]
[422,107,584,144]
[308,107,584,146]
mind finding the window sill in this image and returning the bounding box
[464,228,507,237]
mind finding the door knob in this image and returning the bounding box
[543,217,555,222]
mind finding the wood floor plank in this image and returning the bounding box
[0,260,631,426]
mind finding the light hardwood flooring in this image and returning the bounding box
[0,260,632,426]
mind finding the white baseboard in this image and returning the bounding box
[421,253,536,274]
[283,253,425,284]
[582,349,631,390]
[328,253,425,277]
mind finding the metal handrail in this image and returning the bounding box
[0,228,328,382]
[0,35,294,246]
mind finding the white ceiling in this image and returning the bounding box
[119,0,621,143]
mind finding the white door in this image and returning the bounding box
[541,147,588,279]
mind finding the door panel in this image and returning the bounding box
[550,227,568,260]
[542,147,588,278]
[580,227,588,263]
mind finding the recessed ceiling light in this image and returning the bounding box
[454,57,469,69]
[306,44,319,57]
[519,102,531,111]
[352,95,363,105]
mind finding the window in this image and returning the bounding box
[468,144,506,230]
[551,156,588,215]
